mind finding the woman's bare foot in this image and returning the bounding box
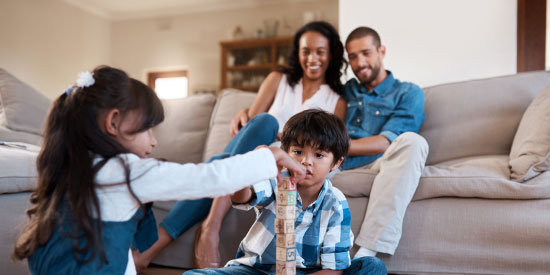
[193,226,221,268]
[133,227,174,273]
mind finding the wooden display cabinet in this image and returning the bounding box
[220,36,292,92]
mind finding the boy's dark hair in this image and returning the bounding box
[281,109,349,165]
[13,65,164,264]
[345,26,382,49]
[278,21,347,95]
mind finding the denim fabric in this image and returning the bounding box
[344,256,387,275]
[342,71,425,170]
[160,113,279,239]
[29,203,152,274]
[132,203,159,252]
[183,265,266,275]
[184,256,386,275]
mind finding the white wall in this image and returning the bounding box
[547,2,550,70]
[111,0,338,94]
[0,0,111,99]
[339,0,517,87]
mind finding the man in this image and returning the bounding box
[341,27,429,258]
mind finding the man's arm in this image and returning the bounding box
[349,84,425,157]
[348,135,390,156]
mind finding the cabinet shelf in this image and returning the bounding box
[232,86,261,92]
[220,36,292,92]
[226,64,273,71]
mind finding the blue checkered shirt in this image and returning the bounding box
[226,178,353,273]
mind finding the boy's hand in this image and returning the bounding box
[259,146,306,185]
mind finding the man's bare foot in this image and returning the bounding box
[193,226,221,268]
[132,249,151,273]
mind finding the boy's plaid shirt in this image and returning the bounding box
[226,178,353,273]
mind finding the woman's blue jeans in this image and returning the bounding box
[159,113,279,239]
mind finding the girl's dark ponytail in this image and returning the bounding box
[13,66,164,263]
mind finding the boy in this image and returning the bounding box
[185,110,386,275]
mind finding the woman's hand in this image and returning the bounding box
[258,146,306,185]
[230,108,250,138]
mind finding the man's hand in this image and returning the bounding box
[348,135,391,156]
[229,108,250,138]
[259,146,306,185]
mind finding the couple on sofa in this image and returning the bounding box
[135,21,428,273]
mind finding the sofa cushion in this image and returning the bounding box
[509,85,550,182]
[0,125,42,146]
[202,89,257,161]
[419,71,550,165]
[152,95,216,164]
[0,144,40,194]
[0,68,51,136]
[333,155,550,201]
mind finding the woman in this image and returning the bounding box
[134,21,347,270]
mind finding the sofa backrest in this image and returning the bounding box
[156,71,550,167]
[0,68,51,145]
[420,71,550,165]
[202,90,257,162]
[152,95,216,164]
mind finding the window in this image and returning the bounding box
[147,70,188,99]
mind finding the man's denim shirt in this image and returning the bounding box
[342,71,425,170]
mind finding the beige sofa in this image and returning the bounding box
[1,68,549,274]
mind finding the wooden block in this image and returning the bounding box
[276,247,296,262]
[278,177,297,191]
[276,233,296,248]
[276,260,296,275]
[276,190,297,205]
[276,205,295,219]
[274,218,295,233]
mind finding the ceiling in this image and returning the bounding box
[62,0,316,21]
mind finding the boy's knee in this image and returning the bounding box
[183,270,204,275]
[348,256,387,275]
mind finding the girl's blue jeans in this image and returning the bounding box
[159,113,279,239]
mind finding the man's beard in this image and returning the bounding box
[356,64,381,87]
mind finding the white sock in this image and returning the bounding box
[354,247,377,259]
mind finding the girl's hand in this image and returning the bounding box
[258,146,306,185]
[230,108,250,138]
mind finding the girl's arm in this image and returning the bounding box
[229,71,283,137]
[96,147,304,203]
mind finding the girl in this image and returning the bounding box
[135,21,348,270]
[12,66,305,274]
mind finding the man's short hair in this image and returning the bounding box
[345,26,382,49]
[281,109,349,165]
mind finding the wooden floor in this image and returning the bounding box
[142,264,189,275]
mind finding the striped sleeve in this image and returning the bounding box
[233,178,276,211]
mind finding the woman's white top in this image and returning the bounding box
[92,148,277,275]
[268,74,341,132]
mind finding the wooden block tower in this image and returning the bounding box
[275,172,297,275]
